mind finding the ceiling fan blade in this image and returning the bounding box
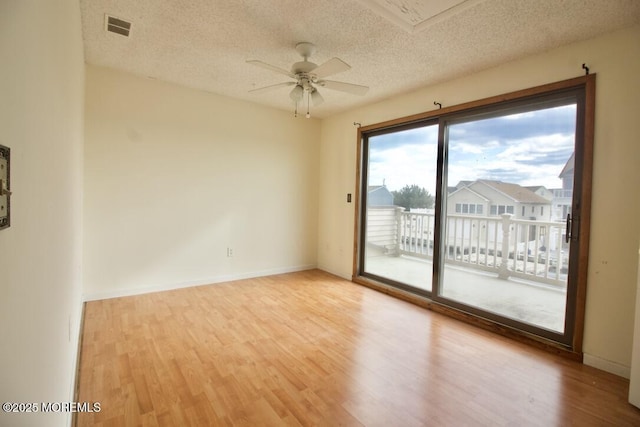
[246,60,295,78]
[249,81,296,93]
[312,58,351,79]
[311,89,324,106]
[317,80,369,96]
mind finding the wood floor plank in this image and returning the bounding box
[76,269,640,426]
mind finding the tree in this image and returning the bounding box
[392,185,434,210]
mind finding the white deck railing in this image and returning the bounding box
[367,207,569,287]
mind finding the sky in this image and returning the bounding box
[368,104,576,194]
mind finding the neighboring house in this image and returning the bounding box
[551,152,575,220]
[455,180,474,190]
[366,185,399,254]
[368,185,394,206]
[447,180,473,194]
[448,179,552,221]
[446,180,555,250]
[526,185,554,201]
[447,185,490,216]
[559,152,575,190]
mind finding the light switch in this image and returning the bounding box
[0,144,10,230]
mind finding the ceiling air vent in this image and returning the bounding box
[105,15,131,37]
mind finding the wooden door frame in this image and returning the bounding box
[352,75,595,357]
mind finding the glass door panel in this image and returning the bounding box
[439,103,577,334]
[361,124,438,292]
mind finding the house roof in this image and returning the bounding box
[560,152,575,178]
[78,1,640,118]
[448,186,490,201]
[455,180,474,189]
[368,185,389,193]
[475,180,550,204]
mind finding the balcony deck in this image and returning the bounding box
[365,253,566,332]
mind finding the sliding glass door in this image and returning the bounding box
[437,99,580,338]
[356,77,594,348]
[360,122,438,293]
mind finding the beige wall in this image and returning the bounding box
[84,66,320,299]
[318,25,640,376]
[630,236,640,405]
[0,1,85,426]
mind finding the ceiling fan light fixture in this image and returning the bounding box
[289,85,303,102]
[311,89,324,106]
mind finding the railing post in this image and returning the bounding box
[395,207,404,256]
[498,213,513,279]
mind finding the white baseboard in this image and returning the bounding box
[316,265,352,281]
[82,264,317,301]
[583,353,631,379]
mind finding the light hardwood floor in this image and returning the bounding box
[76,269,640,426]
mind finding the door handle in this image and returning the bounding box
[565,213,572,243]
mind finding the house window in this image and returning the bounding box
[522,206,526,216]
[456,203,482,215]
[491,204,514,215]
[541,206,544,215]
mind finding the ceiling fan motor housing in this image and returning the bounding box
[291,61,317,76]
[292,42,318,82]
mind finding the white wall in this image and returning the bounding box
[83,65,320,299]
[318,25,640,376]
[0,1,85,426]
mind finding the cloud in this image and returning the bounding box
[368,126,439,193]
[369,143,438,193]
[368,125,438,151]
[366,103,576,193]
[447,105,575,187]
[449,104,576,144]
[496,135,573,166]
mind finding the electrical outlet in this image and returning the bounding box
[227,247,233,257]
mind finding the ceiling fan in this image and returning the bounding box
[247,42,369,118]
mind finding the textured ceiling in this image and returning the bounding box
[356,0,481,32]
[80,0,640,118]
